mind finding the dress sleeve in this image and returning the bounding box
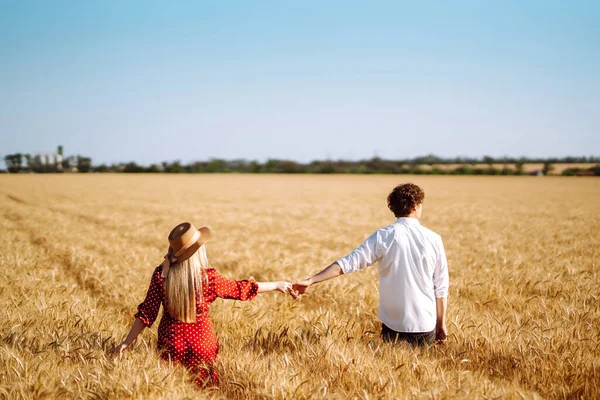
[134,267,163,327]
[211,269,259,301]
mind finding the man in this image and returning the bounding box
[292,183,449,346]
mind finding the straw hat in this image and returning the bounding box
[161,222,210,278]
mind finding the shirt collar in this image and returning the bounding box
[395,217,421,225]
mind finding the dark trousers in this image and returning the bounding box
[381,323,435,347]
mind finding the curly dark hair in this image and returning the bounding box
[387,183,425,217]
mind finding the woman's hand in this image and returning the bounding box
[276,281,293,294]
[257,281,297,298]
[112,342,129,360]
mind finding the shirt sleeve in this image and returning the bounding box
[211,270,259,301]
[336,228,390,274]
[134,267,163,327]
[433,237,449,298]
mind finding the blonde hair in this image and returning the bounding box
[165,245,209,323]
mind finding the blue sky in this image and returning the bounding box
[1,0,598,166]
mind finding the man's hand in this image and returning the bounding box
[435,321,447,343]
[292,279,312,297]
[435,297,447,343]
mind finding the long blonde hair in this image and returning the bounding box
[165,245,209,323]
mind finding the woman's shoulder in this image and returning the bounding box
[204,268,222,281]
[151,264,164,279]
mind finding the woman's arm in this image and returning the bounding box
[114,268,163,359]
[212,270,294,300]
[113,318,146,359]
[257,281,293,294]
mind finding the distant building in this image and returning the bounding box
[31,152,64,172]
[529,169,544,176]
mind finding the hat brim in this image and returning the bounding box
[171,226,211,263]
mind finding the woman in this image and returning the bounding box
[114,222,292,387]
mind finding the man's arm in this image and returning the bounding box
[292,262,343,295]
[293,229,385,296]
[433,237,449,342]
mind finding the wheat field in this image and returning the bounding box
[1,174,598,399]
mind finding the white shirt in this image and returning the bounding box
[336,217,449,333]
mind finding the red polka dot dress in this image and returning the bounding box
[134,265,258,386]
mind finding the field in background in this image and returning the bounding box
[1,174,598,399]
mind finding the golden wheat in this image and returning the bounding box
[1,174,598,399]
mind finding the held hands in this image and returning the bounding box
[290,263,339,299]
[279,281,301,300]
[291,278,313,298]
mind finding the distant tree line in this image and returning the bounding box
[92,155,600,176]
[560,165,600,177]
[3,152,599,176]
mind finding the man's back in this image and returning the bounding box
[336,217,449,333]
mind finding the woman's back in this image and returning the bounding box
[136,265,259,326]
